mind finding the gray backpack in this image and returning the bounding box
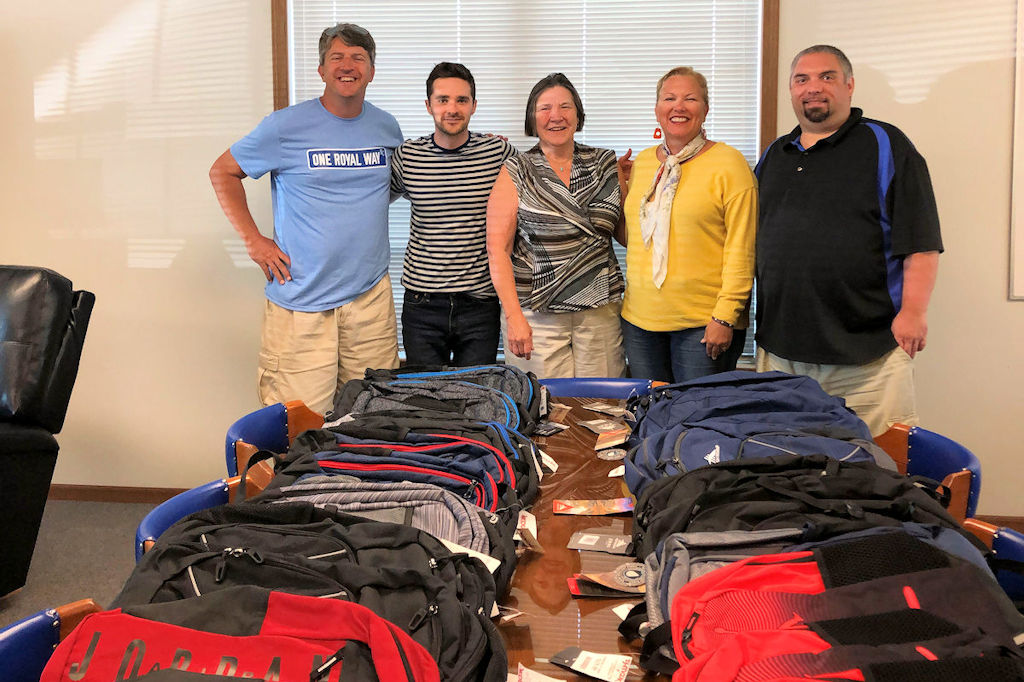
[259,475,518,593]
[620,528,805,674]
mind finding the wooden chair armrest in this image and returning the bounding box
[938,470,971,523]
[233,441,261,481]
[57,599,101,640]
[286,400,325,441]
[962,518,999,549]
[873,423,911,475]
[227,459,275,502]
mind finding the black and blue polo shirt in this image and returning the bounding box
[754,108,943,365]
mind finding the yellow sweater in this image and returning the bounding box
[622,142,757,331]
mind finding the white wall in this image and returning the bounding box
[777,0,1024,514]
[2,1,1021,514]
[0,0,275,488]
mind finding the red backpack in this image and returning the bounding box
[668,533,1024,676]
[41,587,440,682]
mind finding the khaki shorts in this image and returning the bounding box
[258,274,399,415]
[755,345,917,437]
[502,301,626,379]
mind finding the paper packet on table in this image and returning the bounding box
[552,497,634,515]
[550,647,633,682]
[581,401,629,418]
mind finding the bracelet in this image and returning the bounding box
[711,316,734,328]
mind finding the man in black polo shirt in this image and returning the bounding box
[755,45,942,435]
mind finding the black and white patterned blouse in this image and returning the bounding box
[505,143,623,312]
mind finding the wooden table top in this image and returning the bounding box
[500,397,668,681]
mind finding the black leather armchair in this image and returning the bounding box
[0,266,94,596]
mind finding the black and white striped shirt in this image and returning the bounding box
[391,133,516,295]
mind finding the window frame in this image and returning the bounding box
[266,0,779,362]
[269,0,779,147]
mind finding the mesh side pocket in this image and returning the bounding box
[870,656,1024,682]
[818,532,950,587]
[813,609,959,646]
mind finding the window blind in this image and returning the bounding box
[288,0,763,355]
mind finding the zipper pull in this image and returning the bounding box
[680,612,700,659]
[215,554,228,583]
[310,645,344,681]
[407,603,439,631]
[245,548,264,564]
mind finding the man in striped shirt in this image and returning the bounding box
[391,62,516,366]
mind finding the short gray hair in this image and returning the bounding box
[319,23,375,66]
[790,44,853,81]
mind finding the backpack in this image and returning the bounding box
[626,371,873,443]
[263,430,519,512]
[41,586,440,682]
[668,533,1024,669]
[686,611,1024,682]
[333,375,529,433]
[257,476,518,593]
[326,415,541,505]
[363,364,543,431]
[624,421,885,498]
[620,528,806,674]
[112,503,507,682]
[632,454,981,559]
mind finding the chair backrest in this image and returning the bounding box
[0,599,99,682]
[224,401,324,476]
[0,266,95,434]
[906,426,982,519]
[963,519,1024,602]
[135,479,230,561]
[224,403,288,476]
[991,526,1024,602]
[540,377,658,399]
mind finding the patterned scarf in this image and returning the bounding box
[638,133,707,288]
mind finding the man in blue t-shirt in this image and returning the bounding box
[210,23,403,416]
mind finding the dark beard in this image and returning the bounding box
[803,105,830,123]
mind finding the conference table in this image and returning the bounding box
[499,396,668,681]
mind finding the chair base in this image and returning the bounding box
[0,424,59,597]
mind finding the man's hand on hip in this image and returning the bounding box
[248,234,292,284]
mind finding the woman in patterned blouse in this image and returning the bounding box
[486,73,625,379]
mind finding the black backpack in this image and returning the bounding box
[113,502,506,682]
[632,454,985,560]
[252,477,519,594]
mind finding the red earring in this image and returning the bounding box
[653,127,662,139]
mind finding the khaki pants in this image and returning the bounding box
[755,345,917,436]
[503,301,625,379]
[258,275,399,415]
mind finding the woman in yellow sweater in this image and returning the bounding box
[619,66,757,382]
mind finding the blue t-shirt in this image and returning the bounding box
[231,98,403,311]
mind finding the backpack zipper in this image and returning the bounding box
[317,460,491,510]
[198,523,353,563]
[680,612,700,659]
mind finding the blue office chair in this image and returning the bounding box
[0,599,99,682]
[540,377,660,399]
[224,403,288,476]
[964,519,1024,602]
[991,526,1024,602]
[906,426,982,519]
[135,478,230,560]
[224,400,323,476]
